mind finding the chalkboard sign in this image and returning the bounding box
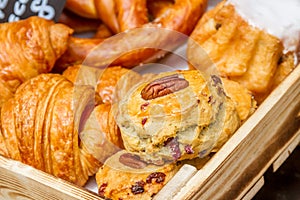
[0,0,66,23]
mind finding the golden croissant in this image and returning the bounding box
[0,16,73,107]
[0,74,120,186]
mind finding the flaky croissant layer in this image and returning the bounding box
[0,16,73,108]
[0,74,115,186]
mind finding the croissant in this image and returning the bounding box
[0,16,73,107]
[0,74,120,186]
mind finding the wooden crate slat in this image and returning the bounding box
[241,176,264,200]
[272,128,300,172]
[0,157,103,200]
[173,65,300,200]
[154,164,197,200]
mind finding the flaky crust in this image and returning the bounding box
[0,74,109,186]
[94,104,124,149]
[0,17,73,107]
[222,78,256,121]
[188,1,295,102]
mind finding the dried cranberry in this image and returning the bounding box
[98,183,108,197]
[146,172,166,184]
[142,118,148,126]
[211,75,222,86]
[141,102,150,111]
[131,181,146,195]
[166,137,181,160]
[208,96,216,105]
[217,86,225,96]
[184,145,194,154]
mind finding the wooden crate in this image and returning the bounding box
[0,65,299,200]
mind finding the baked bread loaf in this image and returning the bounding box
[115,70,242,163]
[0,74,120,186]
[0,16,73,107]
[188,0,298,103]
[96,150,181,200]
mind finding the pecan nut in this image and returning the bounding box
[141,74,189,100]
[119,153,147,169]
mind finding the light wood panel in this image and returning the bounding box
[0,157,103,200]
[173,64,300,200]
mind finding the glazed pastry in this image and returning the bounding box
[62,65,143,104]
[65,0,98,19]
[147,0,174,19]
[94,0,119,33]
[65,0,119,33]
[222,78,256,121]
[54,37,104,73]
[94,23,113,38]
[188,0,300,102]
[58,9,101,33]
[58,0,208,69]
[115,70,241,163]
[96,150,181,200]
[0,16,73,107]
[0,74,120,186]
[115,0,148,32]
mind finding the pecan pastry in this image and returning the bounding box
[0,17,73,107]
[188,0,299,103]
[96,150,181,200]
[0,74,120,186]
[115,70,244,163]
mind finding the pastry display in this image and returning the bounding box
[188,0,300,102]
[0,16,73,107]
[0,0,299,199]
